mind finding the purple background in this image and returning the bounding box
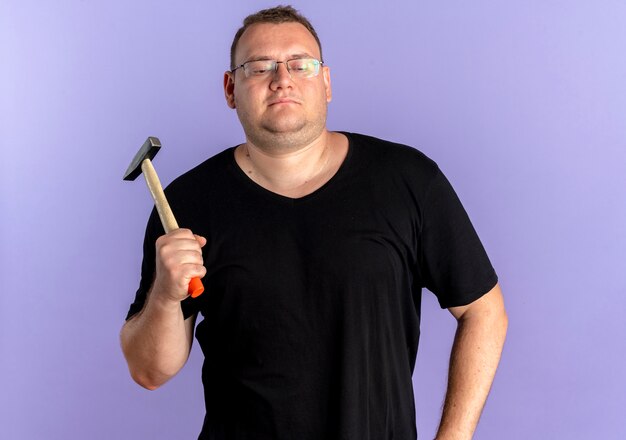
[2,1,625,438]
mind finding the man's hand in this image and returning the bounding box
[152,228,207,303]
[120,229,206,390]
[435,283,508,440]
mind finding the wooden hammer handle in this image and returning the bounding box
[141,159,179,232]
[140,159,204,298]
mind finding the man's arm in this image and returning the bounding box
[120,229,206,390]
[435,283,508,440]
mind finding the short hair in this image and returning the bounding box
[229,5,323,70]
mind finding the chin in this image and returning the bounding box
[251,125,324,151]
[264,116,307,133]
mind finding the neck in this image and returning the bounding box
[235,130,346,198]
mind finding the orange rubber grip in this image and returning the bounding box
[188,277,204,298]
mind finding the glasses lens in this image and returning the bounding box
[287,58,320,77]
[243,60,276,77]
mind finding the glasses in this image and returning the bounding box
[231,58,323,79]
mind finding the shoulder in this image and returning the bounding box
[343,132,441,187]
[157,146,240,231]
[163,147,236,197]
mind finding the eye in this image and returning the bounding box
[246,61,274,76]
[290,59,311,72]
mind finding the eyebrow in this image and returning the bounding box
[243,53,314,63]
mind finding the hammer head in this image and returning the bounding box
[123,136,162,181]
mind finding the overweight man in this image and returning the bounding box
[121,6,508,440]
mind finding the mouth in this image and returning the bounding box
[268,98,300,106]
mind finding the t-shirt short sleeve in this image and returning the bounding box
[125,207,200,321]
[418,166,498,308]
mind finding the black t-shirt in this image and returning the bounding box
[126,132,498,440]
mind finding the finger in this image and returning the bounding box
[157,234,204,252]
[160,249,204,267]
[155,259,206,289]
[194,235,207,247]
[163,228,197,241]
[170,231,206,250]
[182,263,207,281]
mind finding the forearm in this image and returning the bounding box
[436,295,508,439]
[120,290,194,390]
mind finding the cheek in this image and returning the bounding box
[235,86,264,112]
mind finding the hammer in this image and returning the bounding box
[123,136,204,298]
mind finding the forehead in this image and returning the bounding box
[235,22,321,63]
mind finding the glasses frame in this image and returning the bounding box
[231,58,324,79]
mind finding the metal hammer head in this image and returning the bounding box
[123,136,162,181]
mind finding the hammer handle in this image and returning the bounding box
[141,159,204,298]
[141,159,178,232]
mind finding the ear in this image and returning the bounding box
[224,71,236,109]
[322,65,332,103]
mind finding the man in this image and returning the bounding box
[121,6,507,440]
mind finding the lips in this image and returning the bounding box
[268,97,300,106]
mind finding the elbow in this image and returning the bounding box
[120,329,165,390]
[119,322,187,391]
[130,370,166,391]
[122,349,181,390]
[121,344,170,391]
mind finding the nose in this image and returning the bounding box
[270,62,293,89]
